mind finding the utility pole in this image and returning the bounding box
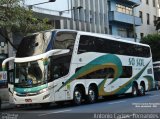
[28,0,56,9]
[132,7,136,42]
[131,4,139,42]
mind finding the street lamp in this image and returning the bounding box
[28,0,56,9]
[59,6,83,16]
[131,4,139,42]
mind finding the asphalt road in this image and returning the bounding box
[1,90,160,119]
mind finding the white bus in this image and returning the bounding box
[2,29,155,107]
[153,61,160,90]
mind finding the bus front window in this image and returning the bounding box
[15,60,45,87]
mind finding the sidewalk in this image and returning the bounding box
[1,101,15,110]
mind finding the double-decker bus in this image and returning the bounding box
[2,29,155,107]
[153,61,160,90]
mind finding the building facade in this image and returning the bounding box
[24,0,110,34]
[108,0,142,41]
[68,0,109,34]
[23,0,160,41]
[136,0,159,41]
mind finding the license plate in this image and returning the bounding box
[25,99,32,102]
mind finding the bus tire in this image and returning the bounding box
[87,86,98,103]
[73,87,82,105]
[132,84,138,97]
[139,83,145,96]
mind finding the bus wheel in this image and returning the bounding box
[132,84,138,97]
[139,84,145,96]
[87,86,98,103]
[73,87,82,105]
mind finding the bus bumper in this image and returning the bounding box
[13,91,53,104]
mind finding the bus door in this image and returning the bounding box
[54,77,67,101]
[49,58,68,101]
[8,69,14,103]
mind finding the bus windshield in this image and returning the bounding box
[16,31,54,57]
[15,60,45,87]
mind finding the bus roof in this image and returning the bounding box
[26,29,150,48]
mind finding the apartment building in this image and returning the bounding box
[65,0,109,34]
[108,0,141,41]
[14,0,160,42]
[136,0,159,41]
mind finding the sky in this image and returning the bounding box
[24,0,71,18]
[24,0,71,17]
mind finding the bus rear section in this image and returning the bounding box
[153,61,160,90]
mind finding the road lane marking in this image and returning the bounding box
[108,100,126,105]
[39,109,71,116]
[149,95,159,98]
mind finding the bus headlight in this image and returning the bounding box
[38,88,48,94]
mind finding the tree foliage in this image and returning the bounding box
[140,34,160,61]
[154,17,160,30]
[0,0,52,49]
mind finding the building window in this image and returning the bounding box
[146,0,149,5]
[118,28,127,38]
[139,11,143,23]
[90,11,93,23]
[153,0,156,7]
[140,33,144,39]
[116,4,132,15]
[109,25,112,35]
[147,13,150,25]
[154,15,157,26]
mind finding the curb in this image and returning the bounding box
[1,101,15,110]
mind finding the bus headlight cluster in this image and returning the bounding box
[38,88,48,94]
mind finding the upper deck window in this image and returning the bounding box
[78,35,151,58]
[16,31,77,58]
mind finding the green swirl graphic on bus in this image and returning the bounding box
[57,54,123,92]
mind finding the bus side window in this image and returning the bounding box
[49,55,71,81]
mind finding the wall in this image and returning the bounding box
[136,0,159,41]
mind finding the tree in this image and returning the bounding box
[140,34,160,61]
[0,0,52,50]
[154,17,160,31]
